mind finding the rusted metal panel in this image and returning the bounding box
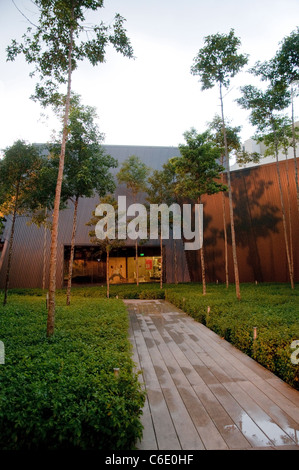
[187,159,299,284]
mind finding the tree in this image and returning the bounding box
[7,1,134,336]
[260,117,296,280]
[24,149,66,291]
[173,129,225,295]
[50,94,117,305]
[117,155,150,286]
[191,29,248,300]
[87,195,124,298]
[250,28,299,215]
[147,162,178,288]
[237,83,294,288]
[208,116,241,287]
[0,140,42,305]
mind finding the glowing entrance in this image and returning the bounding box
[64,245,163,285]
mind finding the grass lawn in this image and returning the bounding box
[0,282,298,450]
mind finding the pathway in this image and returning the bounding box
[125,299,299,450]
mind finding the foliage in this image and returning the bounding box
[3,284,298,391]
[50,94,118,304]
[191,29,248,301]
[190,28,248,90]
[147,161,178,206]
[174,129,226,200]
[237,82,291,132]
[50,94,117,201]
[0,140,43,216]
[87,195,125,298]
[164,283,299,390]
[6,1,134,107]
[116,155,151,286]
[117,155,151,199]
[208,115,241,154]
[251,27,299,88]
[87,195,125,254]
[6,0,134,337]
[0,140,46,305]
[0,294,144,450]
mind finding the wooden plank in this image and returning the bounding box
[145,314,229,450]
[164,301,273,380]
[148,315,251,449]
[128,314,158,450]
[210,383,274,448]
[237,380,299,445]
[175,316,257,383]
[136,312,205,450]
[167,318,241,384]
[223,381,295,447]
[252,377,299,424]
[126,300,299,450]
[266,377,299,407]
[129,309,181,450]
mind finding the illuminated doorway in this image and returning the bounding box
[64,245,164,285]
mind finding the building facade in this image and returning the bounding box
[0,143,298,289]
[0,145,191,289]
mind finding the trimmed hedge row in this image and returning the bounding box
[0,296,145,450]
[165,283,299,390]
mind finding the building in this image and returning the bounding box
[0,142,298,289]
[0,145,191,289]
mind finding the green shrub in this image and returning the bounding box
[165,283,299,390]
[0,296,145,450]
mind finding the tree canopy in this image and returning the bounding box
[190,29,248,90]
[6,0,134,107]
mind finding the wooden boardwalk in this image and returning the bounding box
[125,299,299,450]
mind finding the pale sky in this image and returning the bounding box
[0,0,299,151]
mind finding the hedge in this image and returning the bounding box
[0,296,145,450]
[165,283,299,390]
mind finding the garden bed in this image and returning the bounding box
[164,283,299,391]
[0,294,145,450]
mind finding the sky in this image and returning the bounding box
[0,0,299,152]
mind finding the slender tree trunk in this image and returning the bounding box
[66,197,79,305]
[284,149,294,275]
[274,135,294,288]
[160,234,163,289]
[174,240,178,284]
[3,185,19,306]
[221,157,229,288]
[131,192,139,286]
[42,208,48,291]
[198,196,206,295]
[106,248,110,298]
[291,92,299,215]
[47,23,74,336]
[220,82,241,300]
[135,239,139,286]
